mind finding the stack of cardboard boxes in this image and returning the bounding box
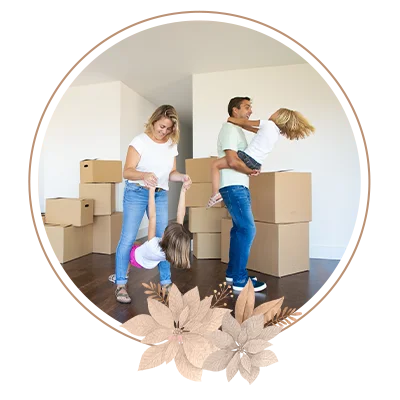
[44,159,123,263]
[221,171,312,277]
[185,157,229,259]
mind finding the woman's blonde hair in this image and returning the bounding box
[144,105,180,144]
[272,108,315,140]
[160,222,191,270]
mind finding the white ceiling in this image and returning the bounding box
[72,21,306,128]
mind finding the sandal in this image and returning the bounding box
[206,193,223,209]
[115,285,131,304]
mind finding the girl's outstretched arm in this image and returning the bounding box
[176,185,187,225]
[147,187,156,240]
[228,117,260,133]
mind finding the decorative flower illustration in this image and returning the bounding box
[203,313,281,384]
[122,280,302,383]
[121,284,231,381]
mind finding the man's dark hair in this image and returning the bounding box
[227,97,251,117]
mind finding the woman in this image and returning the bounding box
[113,105,192,304]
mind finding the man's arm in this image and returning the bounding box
[225,150,255,175]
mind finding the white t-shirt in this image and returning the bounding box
[245,120,281,164]
[217,122,249,189]
[128,133,178,191]
[135,237,166,269]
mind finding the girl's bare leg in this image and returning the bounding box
[211,157,229,196]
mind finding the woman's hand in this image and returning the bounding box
[182,174,192,191]
[143,172,158,187]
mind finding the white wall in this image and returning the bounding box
[40,81,193,239]
[193,64,360,260]
[40,81,121,208]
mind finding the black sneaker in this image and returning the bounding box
[232,279,267,292]
[226,275,257,284]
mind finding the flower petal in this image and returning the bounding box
[203,349,235,372]
[121,314,159,336]
[241,353,252,374]
[205,330,237,350]
[168,284,184,322]
[244,339,271,354]
[178,305,190,327]
[183,286,201,319]
[194,296,213,322]
[226,351,240,382]
[239,363,260,385]
[147,298,174,329]
[251,350,278,368]
[138,342,168,371]
[183,333,215,368]
[241,314,264,340]
[175,347,203,380]
[237,329,248,346]
[141,328,171,344]
[191,308,232,334]
[256,325,282,342]
[222,313,241,341]
[164,339,179,364]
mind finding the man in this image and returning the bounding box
[217,97,267,292]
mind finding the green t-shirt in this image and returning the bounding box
[217,122,249,189]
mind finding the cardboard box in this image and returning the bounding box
[220,218,309,277]
[45,198,94,227]
[79,183,116,216]
[189,207,229,233]
[80,159,122,183]
[193,233,221,259]
[250,171,312,223]
[92,212,123,254]
[45,224,93,263]
[186,183,224,208]
[185,157,217,183]
[41,213,46,224]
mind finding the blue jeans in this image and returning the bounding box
[219,185,256,286]
[115,181,171,285]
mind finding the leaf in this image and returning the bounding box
[157,283,161,294]
[257,325,281,342]
[138,342,168,371]
[193,296,213,322]
[164,339,179,364]
[147,299,174,328]
[142,283,152,290]
[141,328,171,344]
[121,314,159,336]
[222,313,241,341]
[144,290,155,295]
[203,349,235,372]
[192,308,231,334]
[168,284,184,322]
[252,297,284,324]
[183,286,201,319]
[241,314,264,340]
[226,351,240,382]
[178,305,190,327]
[205,330,237,350]
[241,353,252,374]
[183,333,215,368]
[251,350,278,368]
[239,363,260,385]
[276,312,303,328]
[174,346,202,382]
[244,339,271,354]
[235,280,255,324]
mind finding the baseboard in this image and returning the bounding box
[310,245,344,260]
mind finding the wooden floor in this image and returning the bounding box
[62,250,339,324]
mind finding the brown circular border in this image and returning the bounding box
[25,9,400,343]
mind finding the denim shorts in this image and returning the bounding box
[237,150,261,170]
